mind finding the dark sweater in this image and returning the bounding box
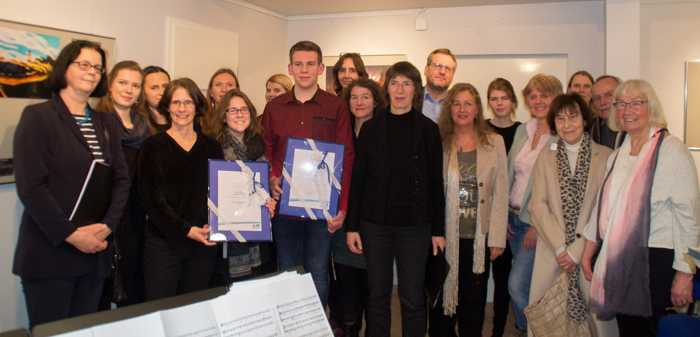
[487,120,521,154]
[138,131,223,257]
[347,108,445,235]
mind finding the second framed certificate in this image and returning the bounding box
[208,160,272,242]
[280,138,344,220]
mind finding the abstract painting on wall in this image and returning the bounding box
[0,26,60,99]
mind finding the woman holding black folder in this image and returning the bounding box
[13,40,130,327]
[138,77,224,301]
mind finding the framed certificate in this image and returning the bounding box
[279,138,344,220]
[208,160,272,242]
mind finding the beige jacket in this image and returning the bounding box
[528,140,612,261]
[442,132,508,315]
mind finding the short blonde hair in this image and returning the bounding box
[266,73,293,93]
[608,79,667,132]
[522,73,563,110]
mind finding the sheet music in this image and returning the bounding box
[91,312,166,337]
[161,301,221,337]
[288,149,334,210]
[217,170,262,232]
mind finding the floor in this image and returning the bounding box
[353,288,520,337]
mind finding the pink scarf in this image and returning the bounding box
[590,128,665,320]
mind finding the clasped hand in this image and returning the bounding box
[66,223,110,254]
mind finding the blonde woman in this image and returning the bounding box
[429,83,508,337]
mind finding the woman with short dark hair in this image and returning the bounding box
[138,78,224,300]
[13,39,130,327]
[346,61,445,337]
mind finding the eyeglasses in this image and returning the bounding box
[225,106,250,115]
[554,113,581,124]
[71,61,104,73]
[613,100,647,110]
[170,100,194,108]
[429,63,454,73]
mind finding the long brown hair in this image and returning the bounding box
[438,83,492,147]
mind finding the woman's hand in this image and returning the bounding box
[187,225,216,246]
[556,251,577,273]
[65,230,108,254]
[671,271,694,308]
[523,227,538,250]
[346,231,363,254]
[581,240,598,281]
[265,198,277,217]
[432,236,446,256]
[490,247,504,261]
[327,210,346,234]
[77,223,111,241]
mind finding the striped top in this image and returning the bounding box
[72,107,104,162]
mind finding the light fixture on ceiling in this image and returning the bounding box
[415,8,428,31]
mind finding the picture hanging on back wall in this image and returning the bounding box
[0,19,115,184]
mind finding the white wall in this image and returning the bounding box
[639,1,700,176]
[0,0,287,330]
[287,1,605,88]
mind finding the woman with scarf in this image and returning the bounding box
[429,83,508,337]
[581,80,699,337]
[528,93,612,336]
[211,89,276,281]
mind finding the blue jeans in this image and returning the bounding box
[507,213,536,331]
[273,217,332,306]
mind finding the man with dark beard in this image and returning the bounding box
[422,48,457,122]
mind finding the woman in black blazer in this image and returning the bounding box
[346,62,445,337]
[138,78,224,301]
[13,40,130,327]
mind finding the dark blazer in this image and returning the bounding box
[346,107,445,236]
[13,94,130,279]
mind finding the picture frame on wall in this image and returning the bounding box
[0,19,116,184]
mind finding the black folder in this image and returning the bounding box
[69,160,112,226]
[425,251,450,309]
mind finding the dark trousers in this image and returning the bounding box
[143,235,217,301]
[490,242,512,337]
[429,239,491,337]
[616,248,676,337]
[22,273,105,328]
[335,262,369,334]
[363,222,431,337]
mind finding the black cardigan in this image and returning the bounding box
[13,95,130,279]
[138,132,223,257]
[346,107,445,236]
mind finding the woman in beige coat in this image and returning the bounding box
[429,83,508,337]
[528,93,612,336]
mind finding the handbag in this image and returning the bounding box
[524,272,592,337]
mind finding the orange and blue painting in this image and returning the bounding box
[0,26,60,98]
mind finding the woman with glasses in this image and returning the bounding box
[95,60,150,307]
[528,93,612,336]
[141,66,171,133]
[346,61,445,337]
[210,89,276,282]
[138,78,224,300]
[13,40,130,327]
[581,80,699,337]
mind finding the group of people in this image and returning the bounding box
[11,38,699,337]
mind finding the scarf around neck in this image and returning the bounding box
[590,128,666,320]
[556,133,591,323]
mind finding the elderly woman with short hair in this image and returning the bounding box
[582,79,700,337]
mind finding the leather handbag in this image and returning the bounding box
[524,273,592,337]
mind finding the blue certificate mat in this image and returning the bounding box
[280,138,344,220]
[208,160,272,242]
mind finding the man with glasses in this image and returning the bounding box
[422,48,457,122]
[591,75,622,148]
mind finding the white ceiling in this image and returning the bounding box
[234,0,591,17]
